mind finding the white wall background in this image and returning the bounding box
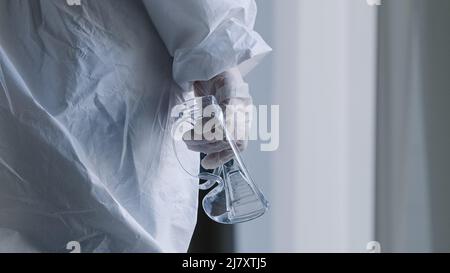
[236,0,378,252]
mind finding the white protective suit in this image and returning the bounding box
[0,0,270,252]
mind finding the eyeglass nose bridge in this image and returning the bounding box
[198,172,223,190]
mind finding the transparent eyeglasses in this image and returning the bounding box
[171,96,269,224]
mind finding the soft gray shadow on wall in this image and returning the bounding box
[376,0,450,252]
[420,0,450,253]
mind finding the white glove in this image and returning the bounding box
[183,68,253,170]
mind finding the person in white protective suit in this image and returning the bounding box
[0,0,270,252]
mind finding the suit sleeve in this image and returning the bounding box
[143,0,271,90]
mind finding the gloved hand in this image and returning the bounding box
[183,68,253,170]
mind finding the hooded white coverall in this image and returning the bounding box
[0,0,270,252]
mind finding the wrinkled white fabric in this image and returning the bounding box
[144,0,271,90]
[0,0,270,252]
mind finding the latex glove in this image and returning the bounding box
[183,68,253,170]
